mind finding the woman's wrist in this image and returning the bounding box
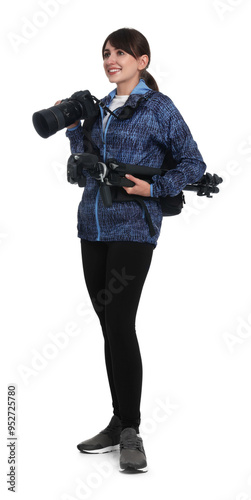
[67,121,80,130]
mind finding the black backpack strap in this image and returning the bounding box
[132,197,156,237]
[110,187,157,237]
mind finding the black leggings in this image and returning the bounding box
[80,239,154,432]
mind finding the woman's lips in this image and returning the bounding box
[108,68,121,74]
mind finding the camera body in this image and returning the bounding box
[32,90,99,139]
[67,153,106,187]
[67,154,137,188]
[66,154,137,208]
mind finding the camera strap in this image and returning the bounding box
[92,93,152,121]
[82,117,103,160]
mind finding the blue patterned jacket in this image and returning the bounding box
[66,79,206,246]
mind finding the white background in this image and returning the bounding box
[1,0,251,499]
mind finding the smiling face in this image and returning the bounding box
[103,41,148,95]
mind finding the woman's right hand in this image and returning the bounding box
[54,100,80,129]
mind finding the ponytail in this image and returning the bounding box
[141,69,159,92]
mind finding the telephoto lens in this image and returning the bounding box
[32,90,99,138]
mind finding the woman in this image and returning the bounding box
[65,27,206,473]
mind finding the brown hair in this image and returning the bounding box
[102,28,159,92]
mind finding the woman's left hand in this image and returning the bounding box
[122,174,151,197]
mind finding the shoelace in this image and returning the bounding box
[120,437,143,451]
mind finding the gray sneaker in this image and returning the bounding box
[119,428,148,473]
[77,415,122,454]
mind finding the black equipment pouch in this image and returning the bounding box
[158,191,185,216]
[154,149,186,216]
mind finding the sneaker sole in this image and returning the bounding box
[77,444,120,454]
[119,465,148,473]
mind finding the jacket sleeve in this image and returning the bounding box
[65,123,85,154]
[151,99,207,198]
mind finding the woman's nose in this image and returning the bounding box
[107,53,116,64]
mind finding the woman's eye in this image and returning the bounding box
[103,50,125,59]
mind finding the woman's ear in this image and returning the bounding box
[138,55,149,70]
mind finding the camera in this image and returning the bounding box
[67,153,113,207]
[32,90,99,139]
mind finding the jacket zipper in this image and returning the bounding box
[95,108,113,241]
